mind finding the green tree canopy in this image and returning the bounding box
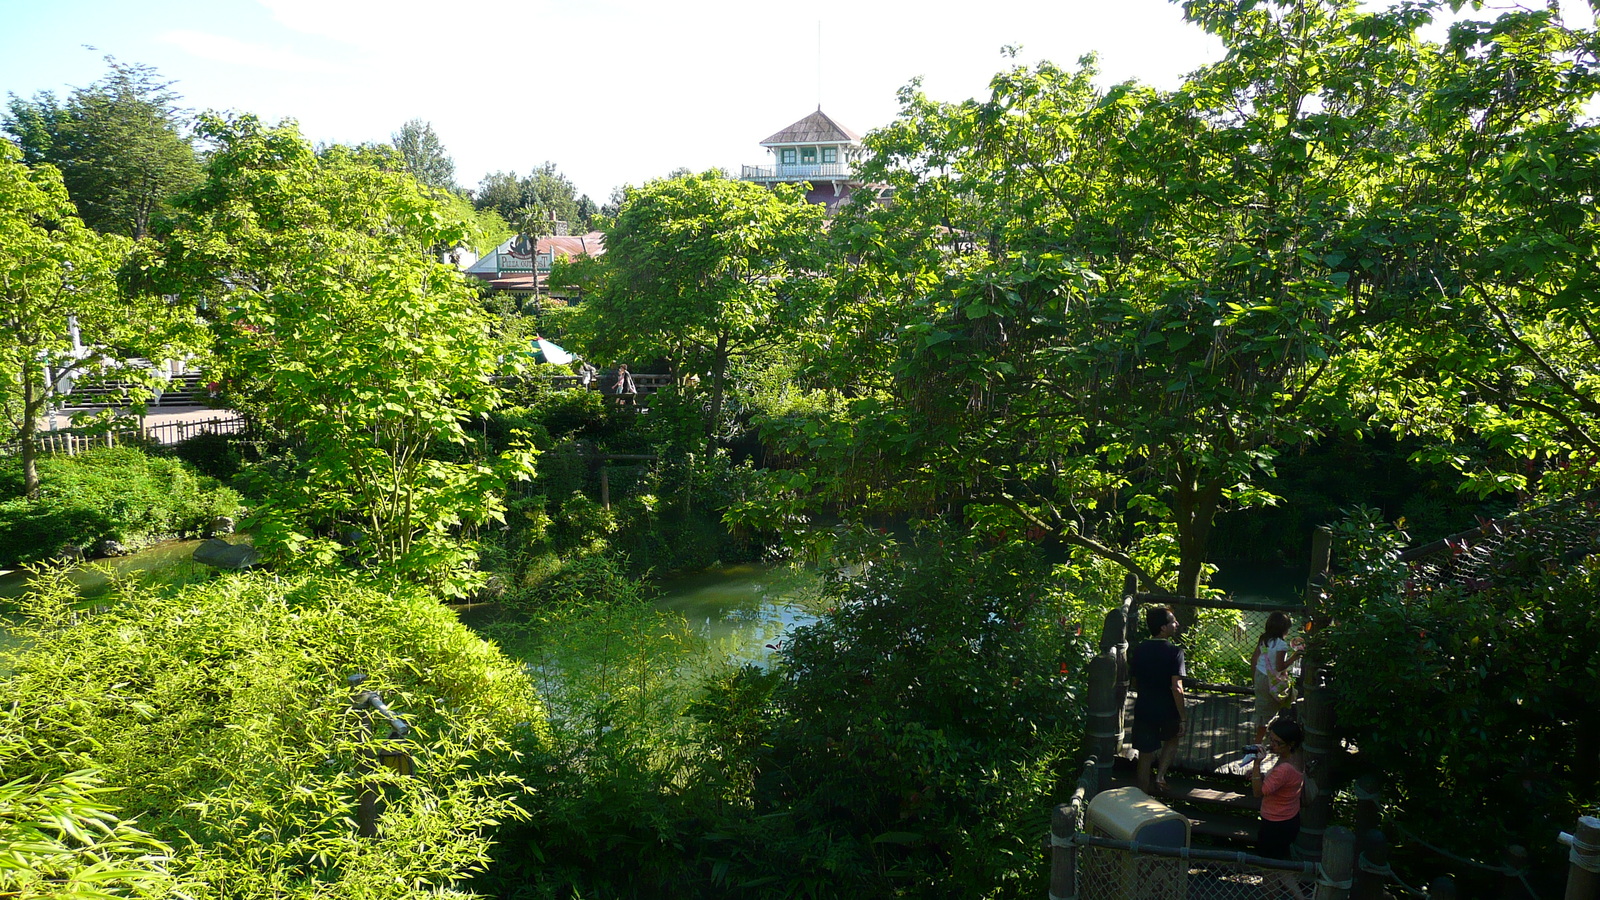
[4,58,200,239]
[761,0,1466,596]
[0,142,202,497]
[146,114,533,593]
[578,171,826,451]
[390,117,456,192]
[473,162,594,234]
[1345,5,1600,498]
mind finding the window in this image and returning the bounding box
[800,147,818,164]
[780,148,797,165]
[821,147,837,164]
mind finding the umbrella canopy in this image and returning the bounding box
[531,337,575,365]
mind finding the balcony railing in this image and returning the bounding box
[740,162,852,182]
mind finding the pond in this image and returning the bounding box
[0,536,252,602]
[650,562,822,663]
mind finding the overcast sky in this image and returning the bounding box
[6,0,1228,202]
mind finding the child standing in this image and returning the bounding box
[1252,611,1300,744]
[1252,717,1308,899]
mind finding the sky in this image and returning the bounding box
[0,0,1234,203]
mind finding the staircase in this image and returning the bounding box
[1107,758,1261,847]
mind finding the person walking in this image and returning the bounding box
[613,364,637,406]
[577,358,598,388]
[1130,605,1186,794]
[1252,718,1308,898]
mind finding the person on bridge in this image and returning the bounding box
[1130,605,1186,795]
[1252,717,1308,899]
[577,358,598,388]
[1252,611,1303,744]
[613,364,637,406]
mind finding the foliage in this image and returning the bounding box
[0,141,203,497]
[439,191,514,258]
[737,531,1095,897]
[3,57,200,239]
[473,164,594,235]
[1208,431,1502,565]
[762,1,1579,598]
[167,430,246,481]
[0,446,240,566]
[390,118,456,192]
[146,114,536,595]
[468,588,715,899]
[0,570,544,900]
[577,171,826,454]
[1344,5,1600,500]
[0,751,175,899]
[1318,503,1600,885]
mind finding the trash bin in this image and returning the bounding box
[1082,786,1190,900]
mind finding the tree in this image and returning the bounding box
[580,172,826,454]
[764,1,1445,596]
[4,58,200,239]
[472,162,585,233]
[390,117,456,192]
[1349,5,1600,498]
[148,115,534,593]
[0,143,199,497]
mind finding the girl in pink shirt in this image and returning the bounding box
[1252,717,1307,899]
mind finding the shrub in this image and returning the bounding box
[1,570,544,900]
[167,429,246,480]
[1320,504,1600,893]
[0,447,241,565]
[714,529,1103,898]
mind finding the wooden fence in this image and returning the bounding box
[1,414,248,459]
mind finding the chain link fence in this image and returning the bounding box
[1075,839,1313,900]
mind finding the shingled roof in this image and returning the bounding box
[760,108,862,147]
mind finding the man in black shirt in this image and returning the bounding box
[1130,605,1186,794]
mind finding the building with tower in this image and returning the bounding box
[739,107,868,214]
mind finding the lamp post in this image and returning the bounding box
[348,673,414,838]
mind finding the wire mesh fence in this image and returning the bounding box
[1395,495,1600,594]
[1073,837,1315,900]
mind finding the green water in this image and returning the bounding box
[651,562,821,662]
[0,536,251,602]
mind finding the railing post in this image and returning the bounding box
[1315,825,1355,900]
[1085,652,1119,795]
[1565,815,1600,900]
[1297,681,1338,862]
[1501,844,1530,899]
[1050,802,1078,900]
[1353,827,1389,900]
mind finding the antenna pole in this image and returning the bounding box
[817,20,822,110]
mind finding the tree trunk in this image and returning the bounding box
[705,333,729,459]
[20,359,44,498]
[1173,469,1226,599]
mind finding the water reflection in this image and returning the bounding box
[651,562,821,665]
[0,536,253,602]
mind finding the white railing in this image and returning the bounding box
[740,163,852,181]
[0,414,248,458]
